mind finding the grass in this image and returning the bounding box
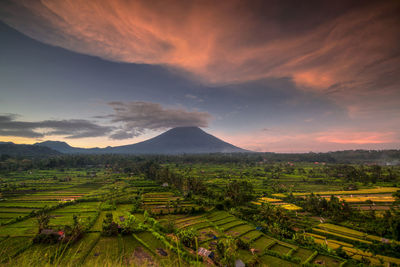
[279,203,302,211]
[312,254,342,266]
[219,220,244,231]
[327,239,353,248]
[239,230,262,242]
[84,236,121,265]
[292,187,399,196]
[12,243,66,266]
[1,165,399,266]
[269,243,292,255]
[251,236,276,251]
[214,217,237,225]
[259,197,282,203]
[91,212,106,232]
[292,248,315,263]
[318,223,365,238]
[56,233,101,266]
[260,254,299,267]
[0,236,32,263]
[317,223,386,243]
[0,218,37,236]
[225,224,254,237]
[312,228,372,245]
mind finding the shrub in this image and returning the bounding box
[102,212,118,236]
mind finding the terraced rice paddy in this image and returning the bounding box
[260,254,299,267]
[251,236,276,252]
[269,243,292,255]
[171,211,339,266]
[253,197,302,211]
[0,236,32,262]
[84,236,121,265]
[142,192,199,214]
[305,222,400,266]
[290,187,399,196]
[291,247,314,262]
[0,162,398,266]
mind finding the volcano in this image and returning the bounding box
[35,127,249,154]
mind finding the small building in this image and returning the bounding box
[40,229,65,240]
[198,247,214,259]
[58,231,65,239]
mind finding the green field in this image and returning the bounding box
[0,157,398,266]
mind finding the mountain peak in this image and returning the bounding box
[110,126,249,154]
[34,127,250,154]
[34,140,75,153]
[35,140,70,146]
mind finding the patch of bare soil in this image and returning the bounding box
[124,246,157,266]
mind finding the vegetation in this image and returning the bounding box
[0,153,399,266]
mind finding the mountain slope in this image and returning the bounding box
[35,127,249,154]
[34,141,103,154]
[108,127,248,154]
[0,143,61,157]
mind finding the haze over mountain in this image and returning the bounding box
[34,127,248,154]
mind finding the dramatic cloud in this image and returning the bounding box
[1,0,399,123]
[0,114,114,139]
[0,1,398,84]
[0,102,211,141]
[102,101,211,139]
[0,0,399,150]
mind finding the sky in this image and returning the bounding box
[0,0,399,152]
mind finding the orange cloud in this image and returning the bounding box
[315,131,397,144]
[1,1,398,85]
[293,70,333,90]
[1,0,399,122]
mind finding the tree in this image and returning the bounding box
[217,236,237,266]
[226,180,254,205]
[36,212,50,233]
[177,228,197,249]
[102,212,118,236]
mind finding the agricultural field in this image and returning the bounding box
[0,157,399,266]
[142,191,201,214]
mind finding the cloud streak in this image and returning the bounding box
[0,114,114,139]
[102,101,211,139]
[0,100,211,141]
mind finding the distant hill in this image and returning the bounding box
[35,127,249,154]
[0,141,14,144]
[33,141,102,154]
[0,143,61,157]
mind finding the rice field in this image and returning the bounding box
[292,248,315,263]
[260,254,299,267]
[0,164,398,266]
[269,243,292,255]
[84,236,121,265]
[251,236,276,252]
[292,187,399,196]
[0,236,32,262]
